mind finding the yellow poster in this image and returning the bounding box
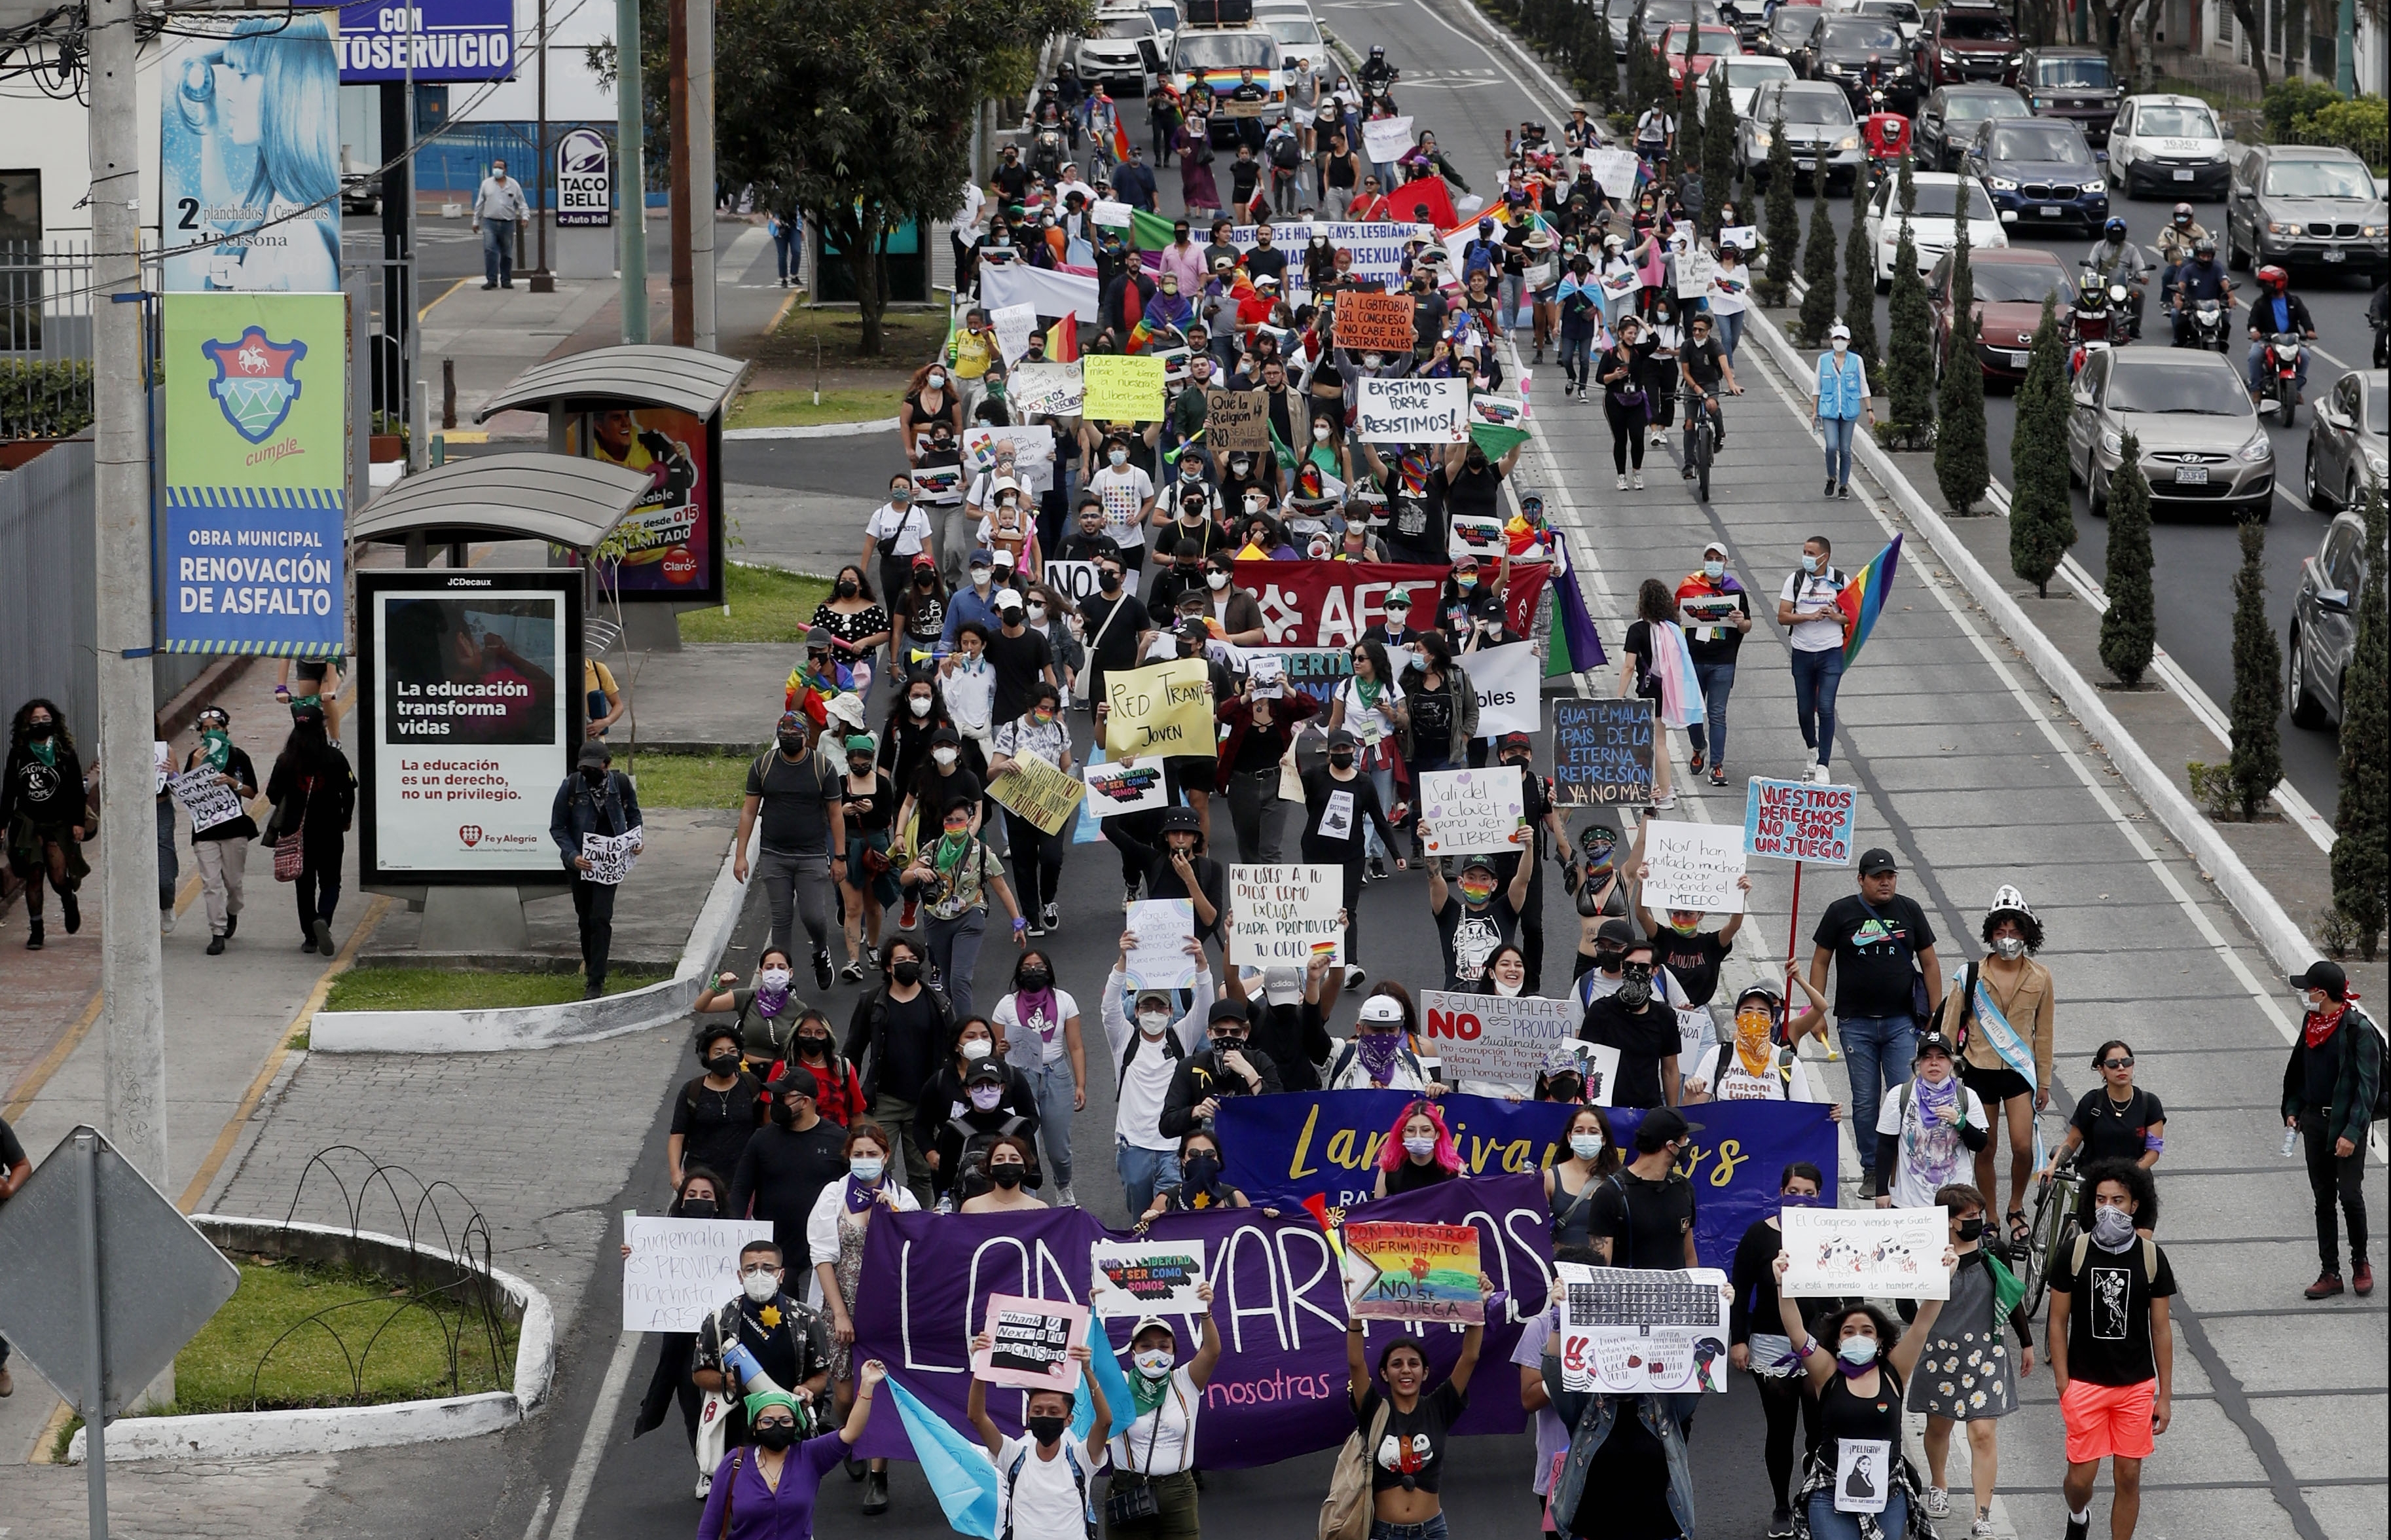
[1104,659,1214,757]
[987,755,1087,836]
[1081,355,1167,424]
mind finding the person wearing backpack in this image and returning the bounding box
[914,1016,1041,1207]
[1910,1183,2035,1537]
[966,1340,1109,1540]
[2280,959,2381,1299]
[694,1359,888,1540]
[2047,1161,2174,1540]
[1776,534,1851,784]
[1871,1034,1988,1226]
[1103,931,1213,1215]
[1931,886,2056,1248]
[1808,847,1944,1193]
[1332,1273,1501,1540]
[841,936,958,1210]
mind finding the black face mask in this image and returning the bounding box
[797,1035,831,1059]
[1182,1150,1224,1191]
[707,1050,741,1074]
[1026,1414,1070,1447]
[771,1097,802,1128]
[778,733,807,756]
[990,1163,1025,1189]
[916,575,935,589]
[1019,968,1051,991]
[1592,947,1624,972]
[1098,570,1122,592]
[1328,751,1356,769]
[581,765,607,784]
[836,579,859,598]
[849,759,873,777]
[893,960,924,985]
[27,720,54,739]
[679,1197,721,1220]
[754,1422,797,1452]
[1957,1218,1986,1243]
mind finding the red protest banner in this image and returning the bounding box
[1231,560,1550,650]
[1383,175,1457,230]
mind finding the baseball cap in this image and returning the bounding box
[1634,1106,1702,1150]
[1129,1315,1177,1346]
[2290,961,2348,1000]
[1596,917,1637,949]
[1701,539,1728,559]
[964,1057,1008,1088]
[1857,848,1897,876]
[805,625,836,650]
[1357,995,1406,1026]
[930,724,961,746]
[971,547,996,566]
[1829,321,1852,342]
[1913,1032,1957,1062]
[1209,999,1250,1024]
[1324,727,1357,749]
[576,739,610,767]
[775,1065,820,1101]
[994,587,1024,612]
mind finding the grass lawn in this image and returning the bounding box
[754,299,951,372]
[627,750,753,809]
[325,964,669,1012]
[678,560,833,644]
[726,387,905,430]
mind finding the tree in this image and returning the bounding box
[2331,486,2388,957]
[2099,431,2157,687]
[1935,219,1989,513]
[1798,181,1838,344]
[1582,7,1618,107]
[1842,172,1878,372]
[1757,109,1798,308]
[1880,162,1933,443]
[2227,517,2284,820]
[1702,64,1735,242]
[704,0,1091,355]
[2009,293,2077,597]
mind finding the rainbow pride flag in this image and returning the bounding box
[1834,533,1903,665]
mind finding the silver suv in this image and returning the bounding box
[2289,509,2377,729]
[2066,347,2275,522]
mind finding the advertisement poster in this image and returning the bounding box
[555,127,613,227]
[160,12,342,295]
[162,292,347,657]
[570,408,721,603]
[1554,1263,1733,1395]
[1088,1239,1209,1317]
[335,0,516,81]
[1342,1221,1483,1323]
[360,570,578,883]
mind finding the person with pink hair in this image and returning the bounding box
[1374,1099,1465,1198]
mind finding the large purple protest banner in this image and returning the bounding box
[847,1173,1554,1468]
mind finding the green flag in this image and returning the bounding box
[1469,421,1531,462]
[1130,208,1178,252]
[1543,590,1577,678]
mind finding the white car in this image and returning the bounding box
[1865,171,2009,290]
[1078,7,1162,94]
[1720,54,1796,120]
[1255,5,1328,75]
[2107,93,2234,201]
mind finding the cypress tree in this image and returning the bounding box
[1842,172,1878,372]
[1758,109,1798,308]
[2227,517,2284,821]
[2098,430,2157,688]
[2331,486,2389,957]
[2008,293,2077,597]
[1588,11,1617,109]
[1798,181,1838,345]
[1626,28,1652,118]
[1935,219,1989,514]
[1703,64,1735,239]
[1883,162,1934,443]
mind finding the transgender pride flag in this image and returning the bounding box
[1834,534,1903,665]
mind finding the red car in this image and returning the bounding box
[1914,0,2018,88]
[1658,24,1742,88]
[1930,247,2076,384]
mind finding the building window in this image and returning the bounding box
[0,171,38,245]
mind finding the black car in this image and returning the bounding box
[2015,45,2124,145]
[1795,16,1918,111]
[1753,3,1823,65]
[1627,0,1709,47]
[2225,145,2389,280]
[1915,83,2035,172]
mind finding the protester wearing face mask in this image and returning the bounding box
[1159,997,1285,1141]
[902,360,963,468]
[1089,431,1159,570]
[690,1237,836,1493]
[1578,940,1685,1110]
[1728,1163,1833,1535]
[1778,534,1852,786]
[879,672,950,794]
[1684,983,1839,1110]
[1810,321,1875,500]
[940,549,1005,651]
[1397,629,1478,785]
[668,1025,765,1191]
[1588,1105,1705,1272]
[1909,1182,2036,1536]
[897,725,984,876]
[989,947,1084,1203]
[1106,803,1227,949]
[1673,540,1753,790]
[1423,845,1534,995]
[909,1016,1036,1201]
[179,704,259,955]
[628,1168,735,1467]
[900,798,1027,1017]
[1101,1285,1220,1540]
[734,713,845,993]
[2279,959,2379,1299]
[832,739,901,982]
[550,739,643,999]
[957,1128,1047,1215]
[1873,1035,1990,1218]
[1220,953,1336,1095]
[1769,1249,1959,1540]
[1374,1099,1463,1200]
[1543,1105,1623,1250]
[1301,727,1400,972]
[2047,1163,2175,1540]
[1214,674,1319,868]
[771,1008,864,1129]
[728,1069,852,1278]
[837,938,957,1211]
[695,946,807,1063]
[1923,886,2057,1245]
[966,1338,1109,1540]
[892,556,949,669]
[1103,932,1214,1215]
[694,1360,888,1535]
[801,1122,919,1514]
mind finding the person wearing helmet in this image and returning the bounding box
[2243,264,2316,403]
[2168,235,2234,348]
[2085,218,2149,339]
[1930,885,2056,1245]
[1683,978,1838,1104]
[2153,201,2208,292]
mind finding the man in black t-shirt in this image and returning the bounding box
[1808,849,1942,1186]
[1580,938,1685,1109]
[737,714,848,988]
[1074,541,1148,713]
[729,1069,850,1268]
[1425,847,1531,990]
[1587,1107,1701,1270]
[984,589,1056,722]
[2049,1162,2175,1540]
[1674,310,1741,461]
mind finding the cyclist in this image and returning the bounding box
[1675,308,1742,479]
[2152,202,2207,293]
[2083,218,2149,340]
[2168,238,2233,350]
[2242,264,2316,405]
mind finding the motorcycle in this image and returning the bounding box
[2259,331,2305,426]
[2068,280,2123,377]
[2176,294,2231,354]
[1860,90,1911,191]
[2079,262,2145,341]
[1031,126,1065,185]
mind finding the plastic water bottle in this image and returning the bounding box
[2282,1125,2301,1158]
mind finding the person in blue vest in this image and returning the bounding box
[1809,321,1876,502]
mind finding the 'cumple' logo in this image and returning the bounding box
[200,325,310,443]
[458,825,483,847]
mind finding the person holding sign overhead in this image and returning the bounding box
[1340,1264,1501,1540]
[1106,1283,1224,1540]
[1326,643,1408,879]
[966,1336,1108,1540]
[1423,845,1533,993]
[1302,728,1404,978]
[1104,932,1214,1215]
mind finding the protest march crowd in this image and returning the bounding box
[597,22,2387,1540]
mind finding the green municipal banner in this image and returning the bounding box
[162,291,348,657]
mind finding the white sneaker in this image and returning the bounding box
[1056,1183,1078,1207]
[1616,474,1630,490]
[1926,1488,1952,1519]
[1810,763,1833,784]
[1651,792,1676,809]
[1632,472,1645,490]
[160,911,175,936]
[1968,1518,1997,1538]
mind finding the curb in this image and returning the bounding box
[1740,303,2322,978]
[723,417,898,441]
[66,1216,555,1463]
[306,826,757,1053]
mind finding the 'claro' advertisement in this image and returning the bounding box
[359,570,581,884]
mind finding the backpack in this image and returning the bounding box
[2067,1232,2163,1287]
[1271,135,1302,170]
[1317,1397,1392,1540]
[949,1112,1044,1199]
[2353,1004,2391,1125]
[1116,1016,1188,1092]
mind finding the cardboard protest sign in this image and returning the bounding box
[1360,115,1414,163]
[1597,268,1642,306]
[1417,765,1525,856]
[910,464,964,505]
[1103,659,1214,756]
[1779,1208,1950,1300]
[1354,376,1469,444]
[1640,819,1747,913]
[1550,698,1655,805]
[1743,778,1858,865]
[1717,225,1757,251]
[1205,388,1271,450]
[1123,899,1199,991]
[581,826,643,886]
[1342,1220,1484,1323]
[1089,1239,1209,1317]
[1675,247,1720,302]
[1044,559,1140,606]
[1421,991,1578,1086]
[1448,512,1506,562]
[1334,289,1417,354]
[988,755,1086,836]
[974,1292,1091,1389]
[1082,756,1167,818]
[1091,198,1133,229]
[990,302,1039,365]
[1083,355,1167,422]
[1466,641,1540,738]
[1586,147,1641,200]
[168,767,246,833]
[1554,1263,1734,1394]
[1575,1040,1626,1106]
[1228,864,1343,967]
[1009,361,1085,418]
[1156,345,1193,384]
[622,1215,773,1332]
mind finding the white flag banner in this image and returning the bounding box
[990,302,1039,365]
[980,264,1103,324]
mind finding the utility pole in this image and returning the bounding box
[531,0,556,293]
[668,0,691,346]
[690,0,716,352]
[618,0,648,342]
[87,0,170,1209]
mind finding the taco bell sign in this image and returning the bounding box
[556,128,613,228]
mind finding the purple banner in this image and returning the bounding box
[848,1173,1554,1467]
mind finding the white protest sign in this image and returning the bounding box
[1226,221,1431,302]
[1586,147,1641,200]
[155,740,173,793]
[1554,1263,1734,1394]
[1448,511,1506,562]
[1717,225,1757,251]
[1675,247,1719,302]
[1245,653,1285,695]
[1575,1040,1626,1106]
[622,1215,774,1332]
[1466,640,1539,738]
[1417,765,1525,856]
[581,826,643,887]
[1836,1440,1893,1515]
[1641,819,1747,913]
[1082,756,1168,818]
[1123,898,1198,991]
[1354,376,1469,444]
[964,424,1057,496]
[1089,1238,1210,1317]
[1361,115,1414,163]
[1091,198,1134,229]
[168,767,245,832]
[1229,864,1344,966]
[1044,559,1141,607]
[990,302,1039,365]
[1010,361,1085,418]
[1598,268,1642,305]
[1779,1207,1950,1300]
[1420,990,1577,1085]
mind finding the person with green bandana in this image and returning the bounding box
[3,698,88,951]
[695,1361,887,1539]
[180,705,259,956]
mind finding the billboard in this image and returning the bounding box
[337,0,518,82]
[159,12,342,294]
[162,293,348,657]
[357,570,581,885]
[568,407,723,604]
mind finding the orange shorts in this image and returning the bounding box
[2061,1376,2156,1463]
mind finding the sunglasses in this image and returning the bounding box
[2100,1056,2135,1069]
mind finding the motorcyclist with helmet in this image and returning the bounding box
[2168,237,2235,351]
[2153,202,2208,293]
[2083,217,2150,340]
[1359,45,1398,110]
[2244,265,2316,405]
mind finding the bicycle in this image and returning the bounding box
[2018,1152,2083,1320]
[1679,385,1721,501]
